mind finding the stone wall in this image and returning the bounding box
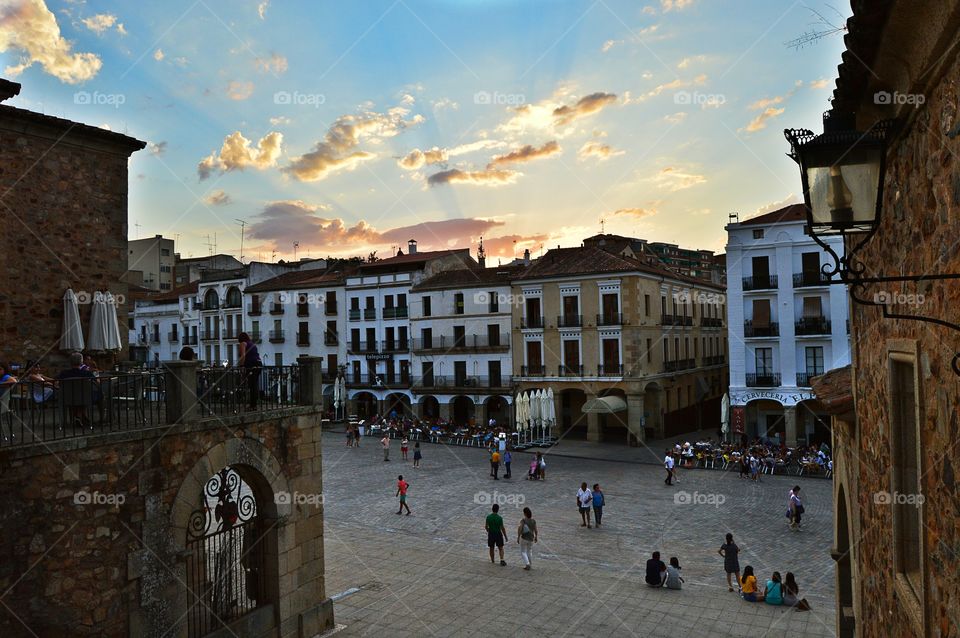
[0,408,333,638]
[847,46,960,638]
[0,106,143,370]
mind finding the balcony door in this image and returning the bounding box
[562,295,578,323]
[755,347,773,376]
[526,341,542,373]
[421,362,434,387]
[752,299,771,333]
[453,325,466,348]
[752,255,770,284]
[601,293,619,321]
[525,297,541,324]
[488,361,502,387]
[454,361,467,386]
[801,252,820,283]
[602,338,620,373]
[487,324,500,347]
[563,339,580,374]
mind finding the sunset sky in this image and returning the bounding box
[1,0,849,262]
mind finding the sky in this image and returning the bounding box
[0,0,851,263]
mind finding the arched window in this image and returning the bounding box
[225,286,242,309]
[203,289,220,310]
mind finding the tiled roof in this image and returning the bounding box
[738,204,807,226]
[245,268,347,293]
[411,264,527,291]
[359,248,469,269]
[809,365,854,417]
[139,281,198,303]
[0,104,146,153]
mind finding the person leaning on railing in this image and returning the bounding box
[237,332,262,410]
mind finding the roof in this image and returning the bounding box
[359,248,472,271]
[244,268,346,293]
[809,365,854,418]
[738,204,807,226]
[411,264,526,291]
[0,103,146,154]
[175,253,240,264]
[138,281,198,304]
[199,267,248,283]
[830,1,896,114]
[0,78,20,102]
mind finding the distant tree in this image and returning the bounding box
[785,6,847,50]
[367,251,379,263]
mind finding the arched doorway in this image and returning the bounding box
[797,399,831,448]
[836,483,855,637]
[643,382,663,439]
[560,389,587,439]
[598,388,628,444]
[745,399,785,444]
[385,393,412,419]
[419,395,439,421]
[351,391,377,419]
[484,395,510,429]
[451,395,475,426]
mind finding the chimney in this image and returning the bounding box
[523,248,530,265]
[477,236,486,269]
[408,239,418,255]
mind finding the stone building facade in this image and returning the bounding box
[0,78,145,369]
[805,2,960,636]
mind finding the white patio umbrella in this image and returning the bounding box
[529,389,542,440]
[61,289,85,352]
[514,395,523,432]
[333,375,342,415]
[720,392,730,442]
[545,387,555,438]
[87,291,110,352]
[338,377,347,418]
[520,392,531,440]
[104,292,123,351]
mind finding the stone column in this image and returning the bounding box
[298,356,324,407]
[163,360,198,424]
[627,394,645,445]
[784,406,798,448]
[585,393,601,443]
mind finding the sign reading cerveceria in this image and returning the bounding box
[730,389,815,407]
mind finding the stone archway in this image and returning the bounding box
[598,388,629,444]
[385,393,412,419]
[450,395,475,426]
[483,395,510,429]
[350,391,378,419]
[559,389,587,440]
[643,382,663,439]
[835,482,855,638]
[744,399,786,444]
[419,395,439,420]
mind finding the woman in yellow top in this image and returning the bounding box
[740,565,765,602]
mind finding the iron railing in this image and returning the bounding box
[520,365,545,376]
[324,332,339,346]
[268,330,285,343]
[704,355,725,365]
[269,303,284,315]
[197,366,300,418]
[347,341,378,354]
[168,332,179,343]
[348,309,361,321]
[183,335,199,346]
[521,316,544,329]
[796,372,820,386]
[596,313,623,326]
[598,363,624,376]
[793,272,832,287]
[413,375,512,391]
[557,314,582,327]
[742,275,778,291]
[663,359,696,373]
[701,317,724,327]
[247,303,262,316]
[296,332,310,346]
[201,330,221,341]
[412,335,508,352]
[744,321,779,337]
[381,340,409,353]
[558,364,584,377]
[661,314,693,327]
[746,373,781,387]
[795,317,831,335]
[383,307,409,319]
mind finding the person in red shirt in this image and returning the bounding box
[395,475,411,515]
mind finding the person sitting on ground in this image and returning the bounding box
[645,551,667,587]
[665,557,684,590]
[783,572,812,610]
[740,565,764,602]
[763,572,783,605]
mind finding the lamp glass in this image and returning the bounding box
[802,143,882,234]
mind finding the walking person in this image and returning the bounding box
[516,506,538,570]
[718,533,741,592]
[503,449,512,479]
[788,486,804,530]
[346,427,354,447]
[395,475,411,515]
[237,332,262,410]
[401,436,409,461]
[577,482,593,528]
[485,504,507,566]
[537,452,546,480]
[413,441,422,468]
[592,483,605,527]
[491,449,501,480]
[381,434,391,462]
[664,449,675,485]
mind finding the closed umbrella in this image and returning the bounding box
[545,387,555,438]
[721,392,730,442]
[520,392,530,440]
[530,389,542,440]
[61,289,84,352]
[104,292,123,351]
[514,395,523,432]
[87,291,109,352]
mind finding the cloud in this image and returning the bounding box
[0,0,102,83]
[661,0,694,11]
[153,48,164,61]
[624,74,706,103]
[427,168,519,187]
[81,13,123,35]
[269,115,291,126]
[481,233,550,257]
[578,141,624,161]
[663,112,687,124]
[399,93,415,106]
[601,39,622,53]
[809,78,829,89]
[227,80,254,100]
[148,141,167,156]
[600,24,660,53]
[284,107,424,182]
[677,54,706,69]
[652,166,706,191]
[748,95,786,110]
[487,141,560,168]
[432,97,459,111]
[203,190,232,206]
[197,130,283,179]
[552,92,618,126]
[751,194,800,217]
[499,90,618,137]
[642,5,657,15]
[741,106,785,132]
[258,1,269,19]
[611,207,658,218]
[397,147,448,170]
[740,86,798,132]
[255,52,287,75]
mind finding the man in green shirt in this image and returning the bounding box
[485,503,507,566]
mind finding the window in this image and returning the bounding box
[454,292,464,314]
[488,361,502,387]
[487,324,500,347]
[422,295,431,317]
[755,348,773,375]
[384,295,394,309]
[488,292,499,313]
[646,338,652,363]
[661,295,667,317]
[525,341,543,373]
[421,328,432,349]
[644,294,651,316]
[397,294,406,308]
[890,356,922,605]
[453,325,466,347]
[562,339,580,373]
[161,248,170,256]
[805,347,824,376]
[752,229,764,239]
[159,283,171,290]
[350,297,360,310]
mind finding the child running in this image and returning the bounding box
[395,475,411,515]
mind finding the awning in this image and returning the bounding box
[581,396,627,414]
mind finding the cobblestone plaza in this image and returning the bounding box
[321,434,836,637]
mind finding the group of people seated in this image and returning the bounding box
[740,566,811,610]
[645,552,685,590]
[669,436,832,476]
[1,353,102,404]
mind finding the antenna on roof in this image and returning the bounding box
[134,222,142,239]
[293,241,299,261]
[235,219,247,263]
[600,218,605,234]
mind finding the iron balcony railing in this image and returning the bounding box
[383,307,409,320]
[746,373,781,387]
[345,373,411,387]
[167,332,179,343]
[296,332,310,346]
[795,317,831,335]
[150,334,161,344]
[661,314,693,327]
[742,275,778,291]
[269,303,284,315]
[796,372,820,386]
[558,364,584,377]
[324,332,339,346]
[182,335,199,346]
[411,335,508,352]
[413,375,512,391]
[557,314,582,328]
[381,340,410,353]
[598,363,624,376]
[596,313,623,326]
[520,365,545,376]
[247,302,262,316]
[200,330,220,341]
[521,316,544,329]
[197,365,300,418]
[793,272,832,287]
[663,359,696,373]
[349,308,362,321]
[701,317,724,328]
[347,341,378,354]
[364,308,376,320]
[250,331,262,344]
[268,330,285,343]
[297,304,310,317]
[223,299,242,309]
[704,355,725,366]
[743,321,780,337]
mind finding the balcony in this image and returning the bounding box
[325,300,338,315]
[324,331,339,346]
[704,355,725,366]
[412,335,509,353]
[347,341,378,354]
[793,272,832,288]
[201,302,219,312]
[223,299,242,310]
[742,275,778,291]
[269,330,285,343]
[701,317,724,328]
[349,308,361,321]
[520,365,545,377]
[381,340,410,353]
[167,332,179,343]
[598,363,624,376]
[364,308,376,320]
[521,316,544,329]
[557,314,582,328]
[269,303,284,315]
[743,321,779,337]
[795,317,831,336]
[558,364,584,377]
[413,375,513,392]
[296,332,310,346]
[150,334,161,344]
[247,303,262,316]
[596,312,623,326]
[297,304,310,317]
[661,314,693,327]
[224,328,240,340]
[796,372,820,387]
[746,373,781,387]
[663,359,696,373]
[250,331,262,344]
[346,373,411,388]
[383,306,409,320]
[182,335,198,346]
[200,330,220,342]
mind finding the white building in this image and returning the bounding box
[344,241,474,419]
[409,261,520,426]
[725,203,850,446]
